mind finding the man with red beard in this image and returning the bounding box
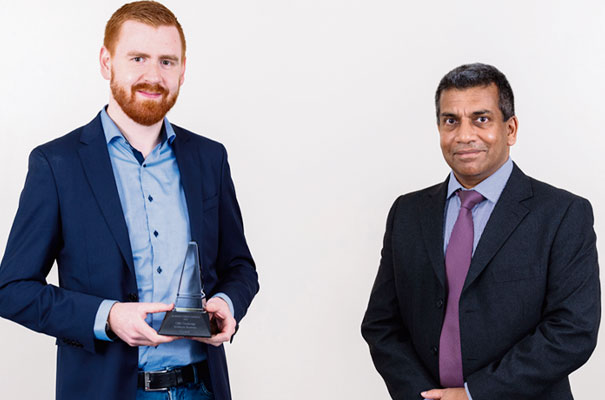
[0,2,258,400]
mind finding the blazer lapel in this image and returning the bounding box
[78,114,136,276]
[463,164,532,291]
[420,178,449,288]
[172,127,204,242]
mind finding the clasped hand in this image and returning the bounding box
[107,297,235,347]
[421,388,468,400]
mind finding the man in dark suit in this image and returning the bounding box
[361,63,600,400]
[0,2,258,399]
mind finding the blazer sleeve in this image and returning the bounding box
[210,145,259,323]
[361,198,440,399]
[0,147,104,353]
[467,197,601,399]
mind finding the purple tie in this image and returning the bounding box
[439,189,485,387]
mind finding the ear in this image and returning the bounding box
[100,46,112,81]
[506,115,518,146]
[179,56,187,86]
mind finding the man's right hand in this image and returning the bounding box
[421,388,468,400]
[107,302,181,347]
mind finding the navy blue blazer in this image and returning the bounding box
[362,164,600,399]
[0,113,259,400]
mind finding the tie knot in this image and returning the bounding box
[457,189,484,210]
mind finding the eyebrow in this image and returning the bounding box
[440,110,493,118]
[160,55,180,62]
[126,52,180,62]
[440,112,458,119]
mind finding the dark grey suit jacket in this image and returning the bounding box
[362,163,600,399]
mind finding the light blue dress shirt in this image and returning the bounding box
[92,108,232,371]
[443,157,513,254]
[442,157,513,400]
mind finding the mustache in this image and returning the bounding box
[131,82,168,96]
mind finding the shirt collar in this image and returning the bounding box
[100,106,176,146]
[446,157,513,204]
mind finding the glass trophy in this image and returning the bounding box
[159,241,212,337]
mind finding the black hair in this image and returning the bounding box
[435,63,515,123]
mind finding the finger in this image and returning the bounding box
[204,301,223,314]
[191,325,234,346]
[218,316,236,334]
[192,336,226,347]
[209,307,230,322]
[210,331,231,343]
[206,297,231,315]
[212,318,235,342]
[131,333,179,347]
[140,302,174,314]
[133,318,178,346]
[421,389,443,399]
[128,328,181,346]
[208,312,234,336]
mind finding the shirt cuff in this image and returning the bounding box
[212,292,234,317]
[93,299,118,341]
[464,382,473,400]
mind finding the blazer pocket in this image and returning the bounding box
[203,194,219,211]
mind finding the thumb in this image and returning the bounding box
[205,297,226,312]
[142,302,174,314]
[421,389,443,399]
[204,300,220,312]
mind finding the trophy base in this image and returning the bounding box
[158,310,212,337]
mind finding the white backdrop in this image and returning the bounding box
[0,1,604,399]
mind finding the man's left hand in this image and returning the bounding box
[421,388,468,400]
[191,297,236,346]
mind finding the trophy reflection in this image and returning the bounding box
[159,241,212,337]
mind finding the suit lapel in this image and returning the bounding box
[172,127,204,242]
[420,178,449,288]
[463,164,532,291]
[78,114,135,276]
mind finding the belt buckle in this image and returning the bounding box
[144,369,170,392]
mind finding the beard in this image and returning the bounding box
[110,75,179,126]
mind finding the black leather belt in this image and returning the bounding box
[137,361,210,391]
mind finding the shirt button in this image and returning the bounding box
[153,230,159,237]
[436,298,444,308]
[157,266,162,274]
[143,164,147,168]
[127,293,138,302]
[431,346,438,355]
[148,195,153,202]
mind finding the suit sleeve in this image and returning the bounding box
[0,148,104,353]
[467,197,601,399]
[211,145,259,323]
[362,198,440,399]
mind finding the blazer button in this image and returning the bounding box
[127,293,138,302]
[431,346,438,355]
[436,298,444,308]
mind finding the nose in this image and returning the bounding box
[455,118,477,143]
[142,61,161,84]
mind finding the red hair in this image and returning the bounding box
[104,1,186,58]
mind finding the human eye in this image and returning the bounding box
[132,56,144,63]
[444,117,457,125]
[161,59,175,67]
[476,116,489,123]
